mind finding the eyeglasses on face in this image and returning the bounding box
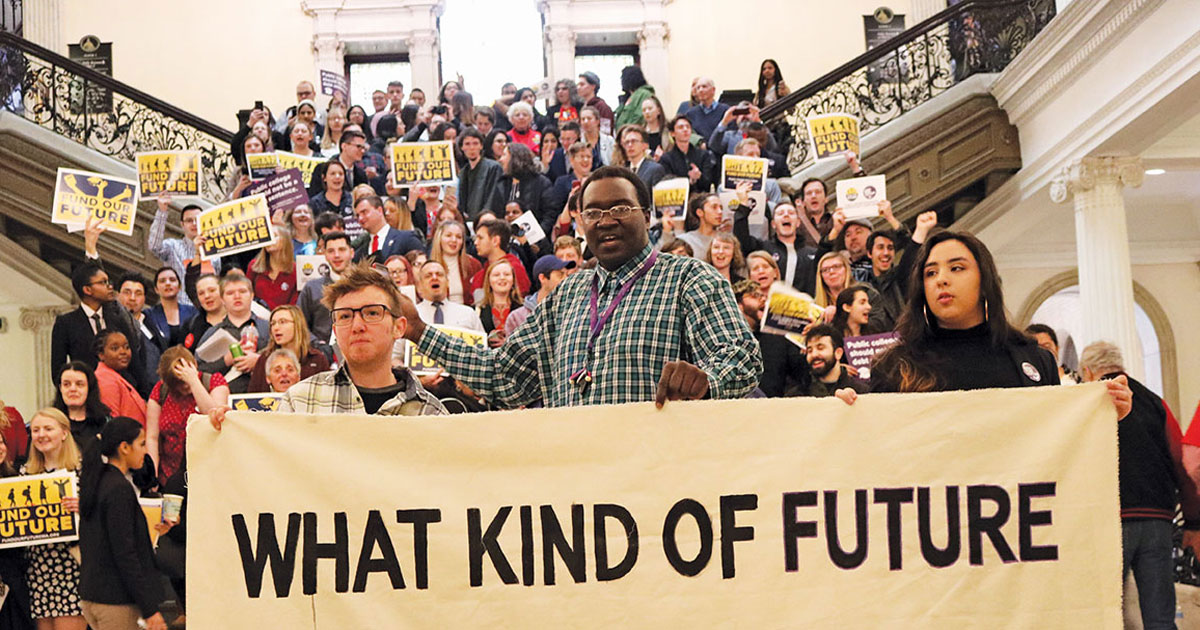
[330,304,395,327]
[581,205,641,224]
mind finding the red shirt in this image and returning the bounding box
[1,408,28,464]
[508,127,542,153]
[246,267,299,309]
[150,372,228,483]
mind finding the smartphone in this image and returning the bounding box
[731,106,751,116]
[254,100,264,110]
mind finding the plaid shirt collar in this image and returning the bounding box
[594,242,654,294]
[318,363,446,415]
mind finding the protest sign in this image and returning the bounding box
[276,151,325,187]
[247,169,308,217]
[198,194,275,260]
[246,153,279,180]
[719,191,768,238]
[720,155,768,191]
[403,325,486,375]
[511,211,546,244]
[188,385,1122,628]
[140,498,164,545]
[319,70,348,99]
[836,174,887,221]
[295,255,329,292]
[0,471,78,550]
[806,113,860,162]
[761,282,825,336]
[653,178,688,229]
[229,393,286,412]
[135,150,201,198]
[391,141,457,187]
[50,168,139,236]
[843,332,901,381]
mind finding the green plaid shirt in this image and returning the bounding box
[417,244,762,407]
[276,365,447,415]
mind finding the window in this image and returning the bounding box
[345,55,412,113]
[575,46,639,112]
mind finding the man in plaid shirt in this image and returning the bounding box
[211,263,445,428]
[398,165,762,408]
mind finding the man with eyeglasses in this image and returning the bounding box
[307,130,370,197]
[51,219,145,387]
[397,165,762,408]
[210,263,446,423]
[274,80,327,136]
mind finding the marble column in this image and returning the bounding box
[19,306,66,408]
[637,23,670,99]
[22,0,63,52]
[545,26,576,84]
[1049,155,1145,379]
[312,34,345,75]
[408,30,441,95]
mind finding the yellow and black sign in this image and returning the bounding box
[246,152,280,180]
[135,150,201,198]
[391,141,457,187]
[720,155,768,191]
[229,393,286,412]
[276,151,324,187]
[198,194,276,261]
[806,112,861,162]
[0,471,78,550]
[652,178,688,226]
[50,167,140,236]
[761,282,826,336]
[403,325,485,374]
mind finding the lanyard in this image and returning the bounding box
[587,251,658,351]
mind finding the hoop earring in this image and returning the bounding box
[983,297,989,323]
[923,303,933,329]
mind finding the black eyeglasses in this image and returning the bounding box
[330,304,395,327]
[89,278,112,287]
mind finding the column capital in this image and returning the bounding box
[638,22,670,48]
[1050,155,1144,203]
[407,30,440,52]
[545,26,576,49]
[19,306,65,333]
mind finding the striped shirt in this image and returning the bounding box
[416,243,762,407]
[276,364,447,416]
[147,206,221,306]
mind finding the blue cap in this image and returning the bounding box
[533,255,576,279]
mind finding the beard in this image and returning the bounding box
[808,353,837,378]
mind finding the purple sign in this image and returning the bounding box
[320,70,348,99]
[246,168,308,218]
[843,332,900,381]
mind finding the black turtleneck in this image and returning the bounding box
[927,322,1024,391]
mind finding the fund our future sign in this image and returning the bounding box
[187,386,1123,628]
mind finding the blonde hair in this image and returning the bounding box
[430,221,472,281]
[321,106,347,152]
[0,399,9,432]
[384,196,415,231]
[26,408,81,474]
[746,250,780,281]
[704,233,747,278]
[352,183,377,204]
[480,259,523,309]
[251,226,295,274]
[814,251,851,308]
[265,305,312,363]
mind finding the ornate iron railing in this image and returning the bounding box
[761,0,1056,174]
[0,31,234,203]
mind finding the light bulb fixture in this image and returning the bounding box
[1145,168,1166,175]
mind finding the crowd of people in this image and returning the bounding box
[0,59,1194,629]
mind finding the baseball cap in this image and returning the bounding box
[533,255,576,279]
[846,217,873,230]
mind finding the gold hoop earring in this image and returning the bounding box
[983,297,989,323]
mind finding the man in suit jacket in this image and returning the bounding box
[619,126,667,191]
[351,195,424,264]
[116,272,167,398]
[306,130,371,197]
[51,260,145,390]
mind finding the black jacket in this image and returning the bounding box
[51,302,145,392]
[1112,373,1188,521]
[79,464,165,617]
[756,332,807,397]
[732,209,817,296]
[306,156,369,198]
[489,174,557,236]
[659,143,717,193]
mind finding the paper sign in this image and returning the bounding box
[0,471,78,549]
[719,191,768,232]
[187,386,1123,629]
[246,153,279,181]
[806,112,860,162]
[391,141,457,187]
[720,155,768,191]
[653,178,688,229]
[276,151,325,187]
[247,169,309,217]
[843,332,901,381]
[140,498,163,545]
[50,168,139,236]
[295,255,329,292]
[229,393,286,412]
[511,211,546,244]
[135,150,201,198]
[836,174,887,221]
[319,70,348,99]
[403,325,486,375]
[761,282,825,336]
[198,194,276,260]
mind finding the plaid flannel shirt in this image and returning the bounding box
[417,244,762,407]
[276,364,447,415]
[147,207,221,306]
